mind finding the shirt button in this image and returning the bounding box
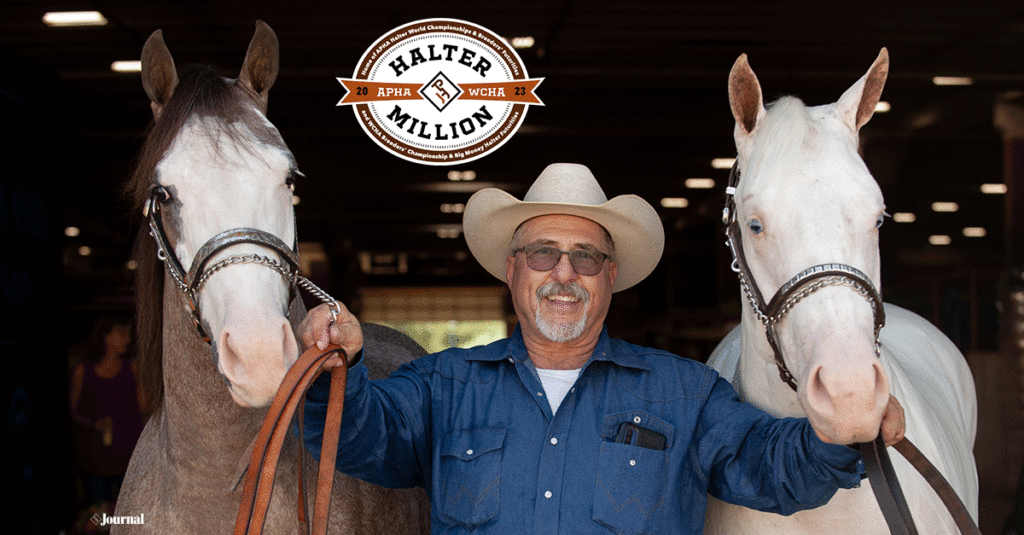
[633,416,642,424]
[570,387,576,393]
[466,449,473,455]
[550,437,558,445]
[630,459,636,466]
[544,491,553,499]
[507,357,514,363]
[537,392,544,397]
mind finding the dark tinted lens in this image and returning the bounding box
[569,250,601,275]
[525,246,560,271]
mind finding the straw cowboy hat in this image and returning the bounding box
[462,163,665,292]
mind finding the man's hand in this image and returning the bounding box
[880,395,906,447]
[297,302,363,368]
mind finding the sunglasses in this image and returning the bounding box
[513,244,610,276]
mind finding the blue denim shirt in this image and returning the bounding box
[301,326,862,534]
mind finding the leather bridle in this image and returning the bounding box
[722,163,886,391]
[722,162,980,535]
[146,184,339,342]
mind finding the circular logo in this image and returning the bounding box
[337,19,543,165]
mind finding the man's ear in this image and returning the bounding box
[505,255,516,288]
[606,259,618,288]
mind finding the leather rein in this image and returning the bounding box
[723,163,980,535]
[146,185,347,534]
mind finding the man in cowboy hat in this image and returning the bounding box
[297,163,905,534]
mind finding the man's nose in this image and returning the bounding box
[550,252,577,281]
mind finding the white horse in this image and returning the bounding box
[704,49,978,534]
[113,22,429,533]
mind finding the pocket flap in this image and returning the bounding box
[442,428,506,461]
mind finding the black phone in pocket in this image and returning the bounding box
[615,422,666,451]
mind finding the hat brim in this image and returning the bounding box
[463,188,664,292]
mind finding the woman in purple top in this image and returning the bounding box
[70,315,146,510]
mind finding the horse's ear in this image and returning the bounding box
[836,48,889,132]
[141,29,178,121]
[236,20,279,112]
[728,54,766,138]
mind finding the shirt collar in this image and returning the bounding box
[468,324,651,371]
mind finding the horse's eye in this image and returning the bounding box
[876,212,887,229]
[748,219,764,235]
[285,169,303,190]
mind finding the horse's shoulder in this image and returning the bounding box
[361,322,428,381]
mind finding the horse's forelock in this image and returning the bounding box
[743,97,824,184]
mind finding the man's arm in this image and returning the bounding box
[693,376,863,515]
[297,303,432,489]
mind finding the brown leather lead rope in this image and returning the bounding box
[892,438,982,535]
[234,343,347,535]
[862,435,982,535]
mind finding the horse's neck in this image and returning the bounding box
[159,278,266,479]
[736,304,805,418]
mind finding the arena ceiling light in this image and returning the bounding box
[43,11,107,27]
[660,197,688,208]
[981,183,1007,194]
[892,212,916,223]
[963,227,986,238]
[510,36,535,49]
[928,235,952,245]
[684,178,715,189]
[111,60,142,73]
[932,76,973,86]
[931,202,959,212]
[874,101,891,113]
[711,158,735,170]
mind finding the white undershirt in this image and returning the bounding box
[536,367,582,414]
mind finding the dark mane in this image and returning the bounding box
[127,64,280,412]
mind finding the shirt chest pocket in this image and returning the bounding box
[440,428,506,530]
[592,411,674,535]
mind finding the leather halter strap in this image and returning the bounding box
[234,343,347,535]
[146,186,302,343]
[723,164,886,390]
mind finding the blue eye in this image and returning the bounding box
[876,213,885,229]
[748,219,764,235]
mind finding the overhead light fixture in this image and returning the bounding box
[510,36,535,49]
[292,195,301,206]
[447,170,476,181]
[43,11,108,27]
[437,227,462,239]
[981,183,1007,194]
[126,260,139,270]
[931,202,959,212]
[711,158,735,170]
[440,203,465,214]
[660,197,688,208]
[892,212,916,223]
[111,60,142,73]
[932,76,973,86]
[78,245,93,256]
[64,226,80,237]
[874,101,891,113]
[928,235,952,245]
[963,227,986,238]
[684,178,715,189]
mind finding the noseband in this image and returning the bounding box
[146,185,338,343]
[722,163,886,391]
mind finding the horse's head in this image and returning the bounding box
[727,49,891,444]
[139,22,299,408]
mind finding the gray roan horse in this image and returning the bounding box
[113,22,430,533]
